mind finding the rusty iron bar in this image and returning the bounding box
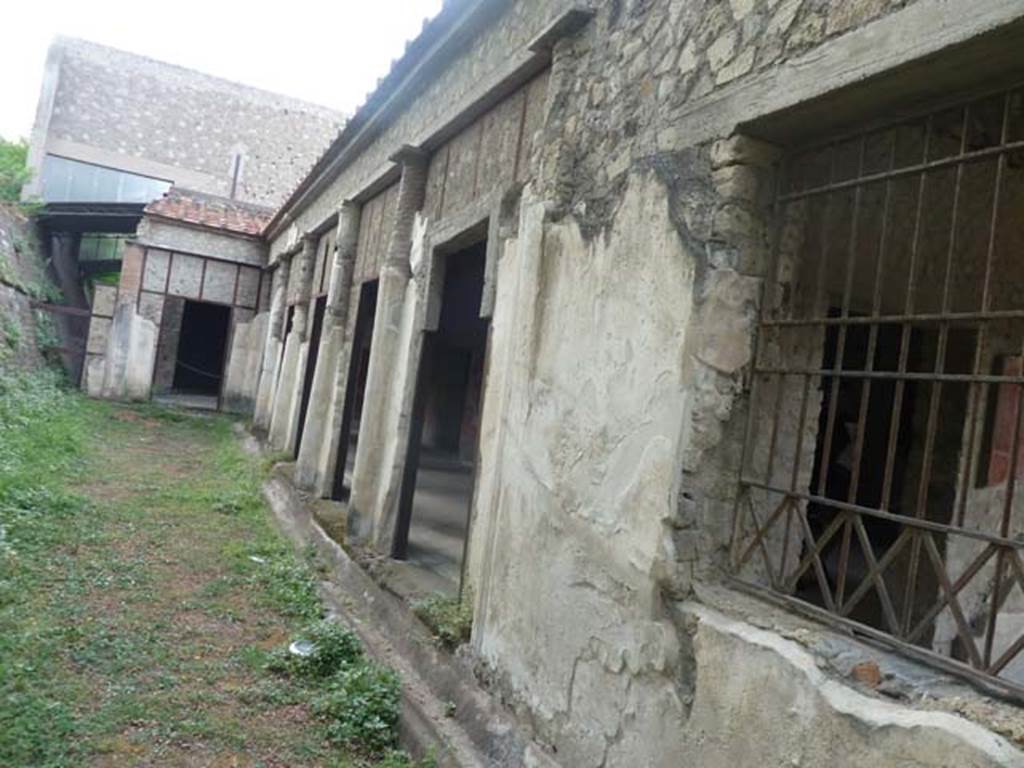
[762,308,1024,327]
[750,367,1024,386]
[765,309,1024,327]
[985,362,1024,667]
[903,105,971,640]
[922,532,984,669]
[882,116,933,518]
[954,94,1011,528]
[739,479,1024,549]
[989,551,1024,674]
[839,135,899,610]
[778,134,1024,203]
[778,373,814,584]
[733,84,1024,697]
[906,542,997,645]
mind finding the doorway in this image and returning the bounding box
[394,240,489,595]
[332,280,379,501]
[171,300,231,404]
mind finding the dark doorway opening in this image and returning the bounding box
[332,280,378,501]
[295,296,328,457]
[394,240,489,595]
[172,300,231,398]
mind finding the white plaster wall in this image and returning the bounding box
[139,219,265,266]
[254,336,284,430]
[315,282,365,496]
[470,173,695,765]
[222,311,268,414]
[367,256,427,543]
[268,334,309,454]
[681,603,1024,768]
[295,323,342,487]
[98,303,158,402]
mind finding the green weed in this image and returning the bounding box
[267,619,365,680]
[413,593,473,650]
[0,370,424,766]
[313,661,402,753]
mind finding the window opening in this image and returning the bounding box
[731,84,1024,697]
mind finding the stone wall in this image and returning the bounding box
[0,204,58,372]
[26,37,343,208]
[266,1,572,254]
[138,218,266,267]
[255,0,1024,764]
[85,215,269,404]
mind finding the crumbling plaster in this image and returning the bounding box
[680,601,1024,768]
[248,0,1024,763]
[467,173,695,766]
[137,218,265,266]
[222,311,267,413]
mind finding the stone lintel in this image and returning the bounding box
[527,7,594,54]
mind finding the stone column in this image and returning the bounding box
[253,253,291,430]
[291,233,318,340]
[328,201,361,324]
[349,146,428,543]
[295,201,363,491]
[100,242,158,401]
[269,233,317,451]
[269,256,292,342]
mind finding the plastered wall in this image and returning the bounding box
[256,0,1024,763]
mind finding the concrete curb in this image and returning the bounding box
[259,466,555,767]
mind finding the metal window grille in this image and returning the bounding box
[731,83,1024,698]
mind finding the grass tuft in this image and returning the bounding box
[413,593,473,650]
[313,661,402,753]
[0,368,426,766]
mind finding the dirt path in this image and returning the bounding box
[6,404,365,767]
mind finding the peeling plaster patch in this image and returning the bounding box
[475,172,694,766]
[681,603,1024,767]
[694,269,759,374]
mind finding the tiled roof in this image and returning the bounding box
[144,188,273,236]
[262,0,477,237]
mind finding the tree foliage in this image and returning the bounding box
[0,138,30,202]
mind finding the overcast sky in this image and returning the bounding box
[0,0,444,141]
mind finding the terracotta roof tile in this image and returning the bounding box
[144,188,273,236]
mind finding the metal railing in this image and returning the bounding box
[731,84,1024,698]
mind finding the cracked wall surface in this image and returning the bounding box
[252,0,1024,764]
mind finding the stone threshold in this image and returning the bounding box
[250,436,557,767]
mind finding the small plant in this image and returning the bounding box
[312,661,401,753]
[0,137,30,202]
[1,316,20,350]
[413,593,473,650]
[259,553,323,621]
[262,450,294,473]
[32,309,60,352]
[268,619,364,680]
[210,488,258,516]
[378,749,438,768]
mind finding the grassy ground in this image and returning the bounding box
[0,371,419,767]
